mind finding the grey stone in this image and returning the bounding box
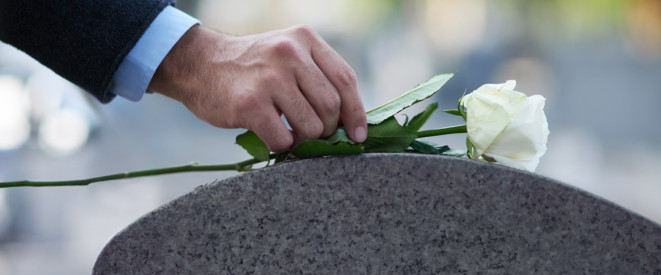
[93,153,661,274]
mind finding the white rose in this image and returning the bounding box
[460,80,549,172]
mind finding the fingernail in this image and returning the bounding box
[354,126,367,142]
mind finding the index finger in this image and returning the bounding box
[310,41,367,143]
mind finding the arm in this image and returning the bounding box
[148,25,368,152]
[0,0,367,151]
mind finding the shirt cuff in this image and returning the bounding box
[109,6,200,102]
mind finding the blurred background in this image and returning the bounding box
[1,0,660,273]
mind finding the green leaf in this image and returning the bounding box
[441,149,466,157]
[274,152,290,164]
[409,140,436,154]
[402,114,410,128]
[409,140,451,154]
[291,140,363,158]
[326,127,355,144]
[442,109,462,116]
[363,117,417,152]
[458,94,467,120]
[410,140,435,154]
[465,136,474,159]
[436,145,451,154]
[236,130,270,162]
[406,102,438,132]
[366,73,454,124]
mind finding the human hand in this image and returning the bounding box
[148,25,367,152]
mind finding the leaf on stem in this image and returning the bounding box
[441,149,467,157]
[458,93,467,120]
[366,73,454,124]
[406,102,438,132]
[363,117,417,152]
[442,109,462,116]
[409,140,451,154]
[402,114,410,128]
[326,128,355,144]
[236,130,270,162]
[465,136,474,159]
[291,140,363,158]
[274,152,291,164]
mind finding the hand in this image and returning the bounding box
[148,25,367,152]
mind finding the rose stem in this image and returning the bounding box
[0,154,276,188]
[416,125,467,138]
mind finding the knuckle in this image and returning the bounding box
[292,24,316,38]
[336,67,358,89]
[270,38,301,60]
[316,91,341,118]
[233,91,263,114]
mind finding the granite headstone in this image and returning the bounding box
[93,153,661,274]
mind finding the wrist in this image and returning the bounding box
[148,25,212,104]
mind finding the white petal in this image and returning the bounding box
[486,80,516,91]
[472,82,527,116]
[463,92,510,157]
[482,95,549,172]
[489,97,547,155]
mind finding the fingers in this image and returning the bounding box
[269,72,326,143]
[248,72,325,151]
[294,62,341,137]
[246,103,294,153]
[307,32,367,142]
[265,27,343,140]
[334,66,367,142]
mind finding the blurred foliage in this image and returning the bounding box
[528,0,630,41]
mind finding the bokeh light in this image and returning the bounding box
[423,0,486,58]
[37,109,90,156]
[0,75,30,151]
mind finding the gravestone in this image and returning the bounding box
[93,153,661,274]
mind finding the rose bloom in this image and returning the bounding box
[460,80,549,172]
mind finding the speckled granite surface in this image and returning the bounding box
[94,153,661,274]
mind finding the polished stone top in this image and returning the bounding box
[94,153,661,274]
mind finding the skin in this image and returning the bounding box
[148,25,367,152]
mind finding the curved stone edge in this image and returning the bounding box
[93,153,661,273]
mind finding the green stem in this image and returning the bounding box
[0,154,276,188]
[416,124,467,138]
[3,124,468,188]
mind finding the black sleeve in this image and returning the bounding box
[0,0,176,103]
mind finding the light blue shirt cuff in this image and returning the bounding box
[109,6,200,101]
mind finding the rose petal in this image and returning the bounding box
[484,95,548,160]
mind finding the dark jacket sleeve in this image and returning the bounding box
[0,0,175,103]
